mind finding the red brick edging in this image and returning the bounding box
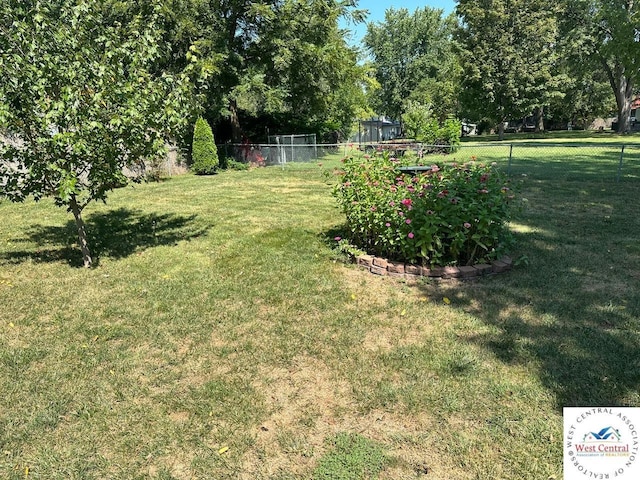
[355,254,513,280]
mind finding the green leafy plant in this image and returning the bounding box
[192,117,219,175]
[401,101,461,152]
[226,159,249,171]
[333,152,515,266]
[0,1,199,268]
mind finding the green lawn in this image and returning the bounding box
[1,142,639,479]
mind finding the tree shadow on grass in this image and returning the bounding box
[1,207,209,267]
[416,181,640,410]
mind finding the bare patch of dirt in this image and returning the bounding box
[235,355,469,479]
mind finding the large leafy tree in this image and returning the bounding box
[167,0,368,141]
[364,7,460,122]
[560,0,639,133]
[0,0,199,267]
[456,0,564,139]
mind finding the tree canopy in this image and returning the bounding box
[165,0,369,142]
[456,0,564,138]
[559,0,640,132]
[364,7,460,122]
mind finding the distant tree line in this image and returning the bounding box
[365,1,639,139]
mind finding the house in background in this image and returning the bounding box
[611,97,640,131]
[352,116,402,143]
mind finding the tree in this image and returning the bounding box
[559,0,640,133]
[0,0,198,267]
[165,0,368,142]
[548,22,615,129]
[364,7,460,123]
[456,0,564,139]
[192,117,219,174]
[401,101,437,140]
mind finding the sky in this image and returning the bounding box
[341,0,457,48]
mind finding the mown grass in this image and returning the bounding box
[1,138,639,479]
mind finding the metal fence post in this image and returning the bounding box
[507,144,514,175]
[617,145,625,183]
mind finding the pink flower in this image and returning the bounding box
[398,211,404,217]
[480,174,489,183]
[437,190,449,198]
[385,222,391,227]
[405,219,411,224]
[408,232,415,239]
[334,236,342,241]
[370,206,377,212]
[431,165,440,173]
[389,201,395,206]
[401,198,412,207]
[464,222,471,228]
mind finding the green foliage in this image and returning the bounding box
[440,118,462,149]
[191,117,219,175]
[401,101,436,140]
[0,0,199,267]
[169,0,369,141]
[365,7,460,122]
[559,0,639,132]
[333,152,515,266]
[456,0,564,136]
[402,102,461,150]
[226,159,249,171]
[313,433,388,480]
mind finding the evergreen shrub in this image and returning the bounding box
[192,117,219,175]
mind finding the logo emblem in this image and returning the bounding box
[564,408,639,479]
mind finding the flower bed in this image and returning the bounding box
[333,153,516,267]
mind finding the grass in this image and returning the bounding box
[0,136,639,479]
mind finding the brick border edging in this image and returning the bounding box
[355,254,513,280]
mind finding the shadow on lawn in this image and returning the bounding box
[1,207,208,267]
[418,181,640,410]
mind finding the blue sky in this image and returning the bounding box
[341,0,457,48]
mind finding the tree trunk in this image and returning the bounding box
[603,60,633,133]
[69,195,93,268]
[615,78,633,133]
[534,106,544,132]
[229,99,243,143]
[497,121,505,141]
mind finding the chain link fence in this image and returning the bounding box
[213,141,640,182]
[349,142,640,183]
[217,143,346,166]
[453,143,640,183]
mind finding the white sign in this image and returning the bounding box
[564,407,640,479]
